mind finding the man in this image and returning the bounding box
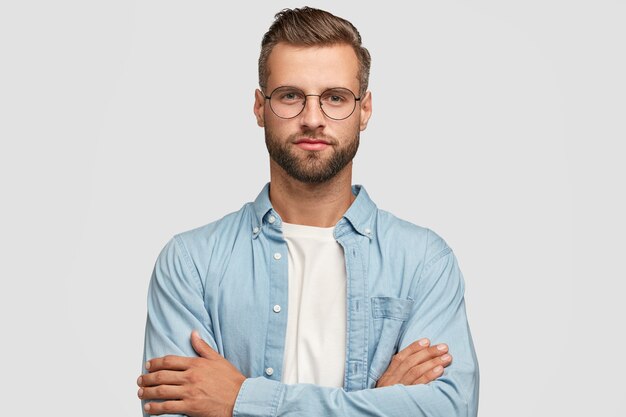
[138,7,479,417]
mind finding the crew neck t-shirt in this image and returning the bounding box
[280,221,347,387]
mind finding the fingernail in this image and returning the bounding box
[434,365,443,374]
[145,361,151,370]
[137,389,143,398]
[144,403,151,411]
[441,354,451,362]
[137,376,143,386]
[418,338,429,346]
[437,344,447,351]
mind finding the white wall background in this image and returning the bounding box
[1,1,624,415]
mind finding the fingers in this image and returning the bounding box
[377,341,452,388]
[145,355,193,372]
[396,339,431,361]
[139,384,185,401]
[138,370,187,387]
[394,343,449,378]
[408,353,453,385]
[190,330,218,359]
[385,338,430,375]
[143,400,185,415]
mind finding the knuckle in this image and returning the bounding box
[409,340,423,351]
[428,346,441,356]
[162,356,174,368]
[187,371,199,384]
[154,386,165,397]
[390,354,402,366]
[408,366,422,378]
[182,369,192,382]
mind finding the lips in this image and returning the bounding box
[294,137,330,145]
[294,138,331,151]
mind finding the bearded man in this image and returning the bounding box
[137,7,479,417]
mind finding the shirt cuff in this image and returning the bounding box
[233,377,284,417]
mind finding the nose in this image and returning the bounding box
[300,95,326,130]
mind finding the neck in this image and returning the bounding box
[268,160,356,227]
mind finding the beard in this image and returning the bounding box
[265,128,360,184]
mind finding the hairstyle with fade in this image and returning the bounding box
[258,7,371,97]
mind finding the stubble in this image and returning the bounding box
[265,129,360,184]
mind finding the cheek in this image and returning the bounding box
[338,118,361,139]
[264,119,295,141]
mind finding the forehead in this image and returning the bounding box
[266,43,360,92]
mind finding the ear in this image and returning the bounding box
[253,89,266,127]
[359,91,372,131]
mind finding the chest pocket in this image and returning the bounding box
[367,296,415,387]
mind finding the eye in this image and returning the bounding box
[321,89,352,106]
[276,89,304,103]
[329,95,344,103]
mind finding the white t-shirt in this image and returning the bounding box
[280,222,347,387]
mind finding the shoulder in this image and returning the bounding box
[175,203,254,247]
[158,202,255,271]
[374,208,451,261]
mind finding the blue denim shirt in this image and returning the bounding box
[142,184,479,416]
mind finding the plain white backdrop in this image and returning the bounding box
[1,1,624,415]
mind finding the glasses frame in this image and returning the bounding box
[264,86,361,121]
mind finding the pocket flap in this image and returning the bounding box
[371,296,414,320]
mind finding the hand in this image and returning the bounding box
[376,339,452,387]
[137,331,246,417]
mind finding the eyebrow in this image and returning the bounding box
[270,85,357,93]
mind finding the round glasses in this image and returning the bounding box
[264,86,361,120]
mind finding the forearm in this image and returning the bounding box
[234,369,478,417]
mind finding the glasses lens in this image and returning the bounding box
[320,88,356,120]
[269,87,306,119]
[268,87,358,120]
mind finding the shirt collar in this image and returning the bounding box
[252,183,274,227]
[343,184,377,239]
[252,182,377,239]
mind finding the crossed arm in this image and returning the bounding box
[139,236,479,417]
[137,332,453,416]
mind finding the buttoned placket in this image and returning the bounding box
[259,210,289,382]
[335,219,371,391]
[249,185,375,388]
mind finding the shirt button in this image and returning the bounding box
[273,304,281,313]
[268,215,276,224]
[252,226,260,234]
[273,252,282,260]
[364,228,372,235]
[265,367,274,376]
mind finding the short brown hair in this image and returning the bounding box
[259,7,371,96]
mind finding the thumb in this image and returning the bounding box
[191,330,216,359]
